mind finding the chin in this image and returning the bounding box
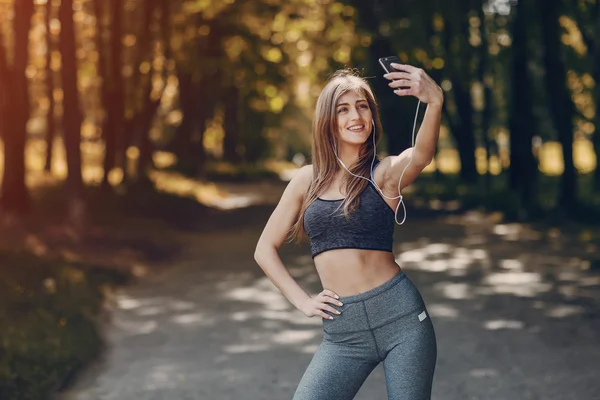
[342,132,369,143]
[340,140,368,149]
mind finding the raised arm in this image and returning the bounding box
[377,63,443,195]
[254,165,342,319]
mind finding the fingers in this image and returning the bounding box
[317,303,340,320]
[383,71,411,81]
[394,88,416,97]
[319,303,341,316]
[317,289,343,319]
[319,310,334,320]
[388,79,416,89]
[391,62,418,73]
[320,292,342,304]
[383,65,430,99]
[321,289,340,300]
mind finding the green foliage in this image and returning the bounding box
[0,252,126,400]
[164,0,360,165]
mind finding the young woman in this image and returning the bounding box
[254,64,443,399]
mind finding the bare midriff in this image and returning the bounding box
[314,249,401,297]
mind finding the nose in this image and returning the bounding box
[348,107,362,121]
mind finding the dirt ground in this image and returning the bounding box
[56,184,600,400]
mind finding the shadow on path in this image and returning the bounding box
[58,203,600,400]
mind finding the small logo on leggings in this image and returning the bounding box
[418,311,427,322]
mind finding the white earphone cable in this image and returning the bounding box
[335,100,421,225]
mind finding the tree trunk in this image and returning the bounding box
[171,22,220,176]
[242,107,268,163]
[136,104,160,182]
[59,0,85,226]
[121,0,157,176]
[134,0,171,185]
[93,0,112,183]
[452,80,478,183]
[508,0,537,212]
[45,0,56,172]
[134,83,160,183]
[170,69,199,174]
[441,10,478,184]
[0,0,34,214]
[539,0,577,212]
[0,31,7,140]
[223,85,241,163]
[482,83,493,194]
[101,0,124,190]
[593,8,600,192]
[593,62,600,190]
[478,2,493,195]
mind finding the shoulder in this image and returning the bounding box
[286,164,313,198]
[295,164,313,186]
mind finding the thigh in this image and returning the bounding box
[382,316,437,400]
[293,340,379,400]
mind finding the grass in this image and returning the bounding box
[0,183,189,400]
[0,251,129,400]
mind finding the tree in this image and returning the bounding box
[45,0,56,173]
[59,0,85,224]
[539,0,577,212]
[438,0,479,184]
[507,0,537,212]
[0,0,34,214]
[570,0,600,192]
[99,0,125,190]
[132,0,168,184]
[477,0,495,195]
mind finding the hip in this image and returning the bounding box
[321,270,430,335]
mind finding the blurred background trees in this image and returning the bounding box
[0,0,599,223]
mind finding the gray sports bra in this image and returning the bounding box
[303,161,395,258]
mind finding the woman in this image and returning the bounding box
[254,63,443,399]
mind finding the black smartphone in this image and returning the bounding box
[378,56,402,74]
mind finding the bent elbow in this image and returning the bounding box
[253,246,263,264]
[254,242,273,265]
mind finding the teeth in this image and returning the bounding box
[348,125,364,131]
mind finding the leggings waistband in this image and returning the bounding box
[337,270,406,304]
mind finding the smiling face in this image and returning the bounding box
[335,90,373,148]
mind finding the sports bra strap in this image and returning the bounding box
[371,159,381,174]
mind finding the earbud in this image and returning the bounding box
[334,100,422,225]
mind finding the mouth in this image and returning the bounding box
[346,124,366,132]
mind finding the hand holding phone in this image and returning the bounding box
[379,56,410,90]
[379,57,443,105]
[378,56,403,74]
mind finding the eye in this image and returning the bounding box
[359,103,369,109]
[337,107,348,113]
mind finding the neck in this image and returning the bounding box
[336,142,362,170]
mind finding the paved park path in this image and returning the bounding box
[58,192,600,400]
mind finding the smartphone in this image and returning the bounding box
[378,56,402,74]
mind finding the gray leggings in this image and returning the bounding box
[293,270,437,400]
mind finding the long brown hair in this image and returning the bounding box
[288,69,384,243]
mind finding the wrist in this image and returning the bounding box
[427,87,444,108]
[292,293,311,311]
[427,99,443,109]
